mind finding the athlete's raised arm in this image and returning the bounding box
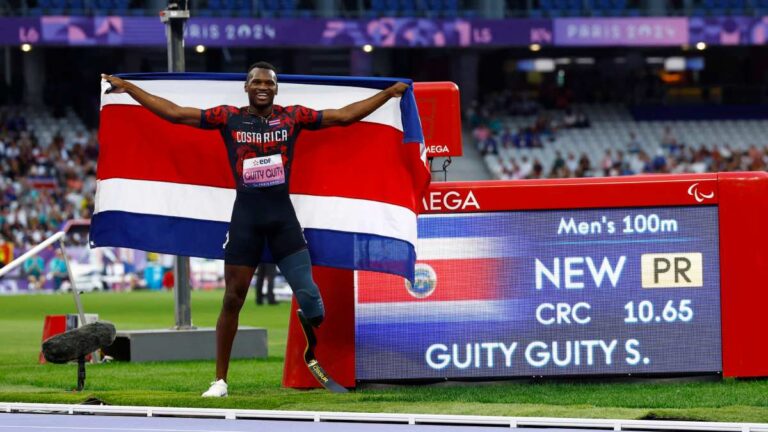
[320,81,409,128]
[101,73,202,128]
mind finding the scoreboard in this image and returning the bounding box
[282,172,768,388]
[355,206,721,380]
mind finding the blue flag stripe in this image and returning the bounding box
[90,211,414,281]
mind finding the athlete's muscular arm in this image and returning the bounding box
[101,74,202,128]
[320,82,409,128]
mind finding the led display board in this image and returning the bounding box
[356,206,721,380]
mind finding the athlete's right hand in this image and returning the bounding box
[101,73,127,94]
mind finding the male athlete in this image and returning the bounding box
[102,62,409,397]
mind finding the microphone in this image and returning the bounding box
[42,321,116,364]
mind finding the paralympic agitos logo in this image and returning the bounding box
[687,182,715,203]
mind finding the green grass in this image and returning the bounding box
[1,291,767,422]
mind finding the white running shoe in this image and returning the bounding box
[201,379,228,397]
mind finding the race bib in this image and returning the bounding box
[242,154,285,187]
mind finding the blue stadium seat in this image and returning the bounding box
[443,0,459,16]
[258,0,295,15]
[259,0,276,10]
[279,0,297,17]
[366,0,385,16]
[564,0,582,14]
[700,0,746,14]
[537,0,583,16]
[92,0,110,11]
[47,0,65,13]
[113,0,130,15]
[754,0,768,13]
[67,0,84,14]
[205,0,222,15]
[400,0,416,16]
[367,0,381,13]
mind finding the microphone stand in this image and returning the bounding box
[58,239,100,364]
[77,355,86,391]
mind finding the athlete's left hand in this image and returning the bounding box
[387,82,410,98]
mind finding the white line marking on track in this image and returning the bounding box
[0,426,250,432]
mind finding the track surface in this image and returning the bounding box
[0,413,599,432]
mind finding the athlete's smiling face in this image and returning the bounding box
[245,68,278,109]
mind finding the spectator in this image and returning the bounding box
[23,254,45,290]
[577,153,592,177]
[565,152,579,174]
[162,269,175,291]
[480,136,498,156]
[48,249,69,291]
[661,125,677,148]
[500,127,515,148]
[0,236,13,266]
[531,159,544,179]
[574,111,590,128]
[601,149,614,176]
[518,156,533,179]
[562,109,577,128]
[472,124,491,143]
[551,151,565,175]
[652,149,668,172]
[627,131,642,153]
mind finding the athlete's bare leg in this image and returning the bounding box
[215,264,256,381]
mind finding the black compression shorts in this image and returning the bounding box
[223,187,307,267]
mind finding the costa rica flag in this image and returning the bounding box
[91,73,429,282]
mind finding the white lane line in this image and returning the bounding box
[0,426,250,432]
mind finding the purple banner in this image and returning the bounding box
[319,18,552,47]
[0,16,549,47]
[554,18,688,46]
[5,16,768,47]
[1,18,41,44]
[689,16,768,45]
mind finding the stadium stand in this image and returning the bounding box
[4,0,709,17]
[472,102,768,180]
[0,105,96,254]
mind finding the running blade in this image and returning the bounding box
[296,309,349,393]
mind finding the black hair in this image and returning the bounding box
[247,61,277,75]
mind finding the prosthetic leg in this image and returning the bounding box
[296,309,348,393]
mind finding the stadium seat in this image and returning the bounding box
[478,104,768,179]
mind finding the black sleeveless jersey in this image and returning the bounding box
[200,104,322,193]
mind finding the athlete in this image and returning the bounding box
[102,62,409,397]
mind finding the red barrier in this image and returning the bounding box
[39,315,68,364]
[282,172,768,388]
[282,266,355,388]
[413,82,462,158]
[718,172,768,377]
